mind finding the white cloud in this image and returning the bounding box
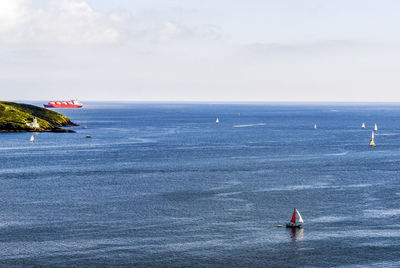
[0,0,123,44]
[0,0,28,32]
[110,11,131,23]
[0,1,220,45]
[159,21,190,40]
[157,21,221,41]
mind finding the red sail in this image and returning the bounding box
[290,208,296,223]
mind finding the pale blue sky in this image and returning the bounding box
[1,0,400,101]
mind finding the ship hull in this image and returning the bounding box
[286,223,302,228]
[44,104,83,108]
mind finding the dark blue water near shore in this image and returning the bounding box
[1,103,400,267]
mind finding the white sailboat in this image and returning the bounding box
[286,208,304,228]
[216,117,219,124]
[374,123,378,132]
[30,134,35,142]
[362,122,365,129]
[370,131,376,147]
[314,124,317,129]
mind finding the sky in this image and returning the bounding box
[1,0,400,102]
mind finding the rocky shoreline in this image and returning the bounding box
[0,127,76,133]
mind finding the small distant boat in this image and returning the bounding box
[82,125,87,129]
[216,118,219,124]
[314,124,317,129]
[370,131,376,147]
[286,208,303,228]
[362,123,365,129]
[30,134,35,142]
[374,123,378,132]
[86,135,92,138]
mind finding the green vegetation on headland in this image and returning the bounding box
[0,101,78,132]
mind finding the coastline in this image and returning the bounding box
[0,101,78,133]
[0,127,76,133]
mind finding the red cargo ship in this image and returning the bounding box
[44,99,83,108]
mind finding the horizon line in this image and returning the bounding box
[5,100,400,106]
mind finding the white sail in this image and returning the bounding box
[314,124,317,129]
[370,131,376,146]
[362,123,365,128]
[296,209,304,223]
[30,134,35,142]
[374,123,378,131]
[216,117,219,124]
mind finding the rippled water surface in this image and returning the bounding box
[1,103,400,267]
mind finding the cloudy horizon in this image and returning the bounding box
[1,0,400,102]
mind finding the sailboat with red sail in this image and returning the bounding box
[286,208,303,228]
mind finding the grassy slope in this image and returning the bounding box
[0,101,75,131]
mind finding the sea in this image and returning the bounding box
[1,102,400,267]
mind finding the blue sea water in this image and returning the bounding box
[1,102,400,267]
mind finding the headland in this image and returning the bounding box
[0,101,78,132]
